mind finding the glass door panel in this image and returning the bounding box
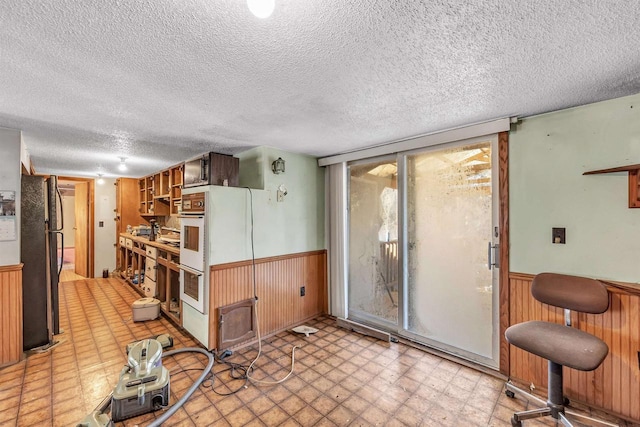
[405,140,497,366]
[348,159,399,326]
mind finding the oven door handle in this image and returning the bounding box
[178,215,204,219]
[178,264,203,276]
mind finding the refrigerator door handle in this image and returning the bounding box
[54,185,64,231]
[51,230,64,277]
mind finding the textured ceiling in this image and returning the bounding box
[1,0,639,178]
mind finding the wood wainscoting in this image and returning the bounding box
[509,273,640,422]
[208,250,327,351]
[0,264,23,367]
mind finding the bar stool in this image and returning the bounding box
[504,273,616,427]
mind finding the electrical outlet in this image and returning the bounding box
[277,190,284,202]
[300,286,305,297]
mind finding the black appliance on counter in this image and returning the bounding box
[183,152,239,188]
[20,174,63,350]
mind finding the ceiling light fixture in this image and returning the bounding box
[118,157,127,172]
[97,174,105,185]
[247,0,274,18]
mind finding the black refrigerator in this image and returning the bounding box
[20,174,63,350]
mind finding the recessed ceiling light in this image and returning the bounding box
[247,0,274,19]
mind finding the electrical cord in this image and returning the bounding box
[243,187,300,386]
[246,300,300,386]
[210,357,250,396]
[170,362,249,396]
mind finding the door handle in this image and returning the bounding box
[487,242,500,270]
[178,264,203,276]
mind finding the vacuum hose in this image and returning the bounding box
[147,347,214,427]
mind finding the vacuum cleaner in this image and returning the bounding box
[111,338,170,421]
[77,336,214,427]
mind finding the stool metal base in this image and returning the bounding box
[505,381,619,427]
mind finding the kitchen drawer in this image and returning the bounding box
[143,275,157,298]
[125,238,133,249]
[145,257,157,281]
[119,236,126,247]
[146,246,157,259]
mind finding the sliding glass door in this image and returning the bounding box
[346,136,499,368]
[348,158,399,327]
[404,139,498,366]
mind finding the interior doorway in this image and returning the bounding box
[58,177,95,282]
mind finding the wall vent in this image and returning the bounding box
[217,298,256,351]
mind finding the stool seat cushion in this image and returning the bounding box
[506,321,608,371]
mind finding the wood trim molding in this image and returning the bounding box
[0,264,23,273]
[498,130,510,375]
[508,272,535,281]
[88,179,95,278]
[509,271,640,296]
[58,176,96,277]
[210,250,327,271]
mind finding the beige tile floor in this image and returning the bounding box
[0,278,634,426]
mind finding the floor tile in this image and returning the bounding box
[1,278,633,427]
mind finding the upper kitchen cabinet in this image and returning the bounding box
[139,173,168,216]
[139,163,183,217]
[170,165,183,215]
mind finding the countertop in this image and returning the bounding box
[120,233,180,255]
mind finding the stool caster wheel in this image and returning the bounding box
[563,396,570,406]
[511,416,522,426]
[505,389,516,398]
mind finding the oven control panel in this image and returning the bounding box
[181,192,206,214]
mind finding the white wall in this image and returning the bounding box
[94,178,116,276]
[20,137,30,173]
[0,128,21,266]
[510,92,640,282]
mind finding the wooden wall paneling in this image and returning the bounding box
[0,265,23,367]
[622,292,633,417]
[630,295,640,421]
[209,251,327,351]
[611,293,621,415]
[509,273,640,422]
[498,131,510,375]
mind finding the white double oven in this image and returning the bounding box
[179,192,208,313]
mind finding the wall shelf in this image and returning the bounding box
[584,164,640,208]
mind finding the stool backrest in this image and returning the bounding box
[531,273,609,314]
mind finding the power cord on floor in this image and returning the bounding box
[246,299,300,386]
[170,359,249,396]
